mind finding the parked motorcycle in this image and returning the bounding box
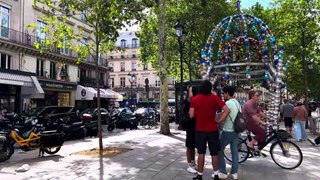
[0,114,65,162]
[107,108,138,131]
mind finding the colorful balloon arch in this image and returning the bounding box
[199,1,289,121]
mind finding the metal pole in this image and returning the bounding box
[179,39,183,83]
[179,38,184,129]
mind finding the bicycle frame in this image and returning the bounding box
[9,130,41,149]
[242,127,287,151]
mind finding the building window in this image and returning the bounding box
[132,51,136,58]
[109,63,114,72]
[36,20,46,43]
[143,63,148,70]
[155,79,161,87]
[36,59,44,77]
[121,51,125,59]
[59,64,68,81]
[80,37,88,61]
[0,6,10,38]
[86,70,92,78]
[132,38,138,48]
[121,39,126,48]
[80,9,87,21]
[154,92,160,99]
[132,61,137,71]
[120,77,126,87]
[111,78,114,88]
[49,62,56,79]
[0,53,11,69]
[120,62,125,72]
[60,37,69,55]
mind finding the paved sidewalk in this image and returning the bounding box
[0,125,319,180]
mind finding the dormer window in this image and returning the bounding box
[132,38,138,48]
[121,39,126,48]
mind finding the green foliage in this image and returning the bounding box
[139,0,232,81]
[246,0,320,100]
[31,0,154,62]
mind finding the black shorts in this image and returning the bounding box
[195,131,220,156]
[185,120,196,148]
[284,117,293,127]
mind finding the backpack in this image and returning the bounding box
[230,100,246,133]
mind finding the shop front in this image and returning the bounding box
[0,69,44,113]
[34,79,77,107]
[75,85,122,111]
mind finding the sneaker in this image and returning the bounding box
[187,165,197,174]
[193,174,203,180]
[231,173,238,179]
[218,173,228,179]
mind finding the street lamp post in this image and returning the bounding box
[174,20,187,83]
[174,20,187,129]
[128,73,136,109]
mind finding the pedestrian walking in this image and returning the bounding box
[183,86,199,174]
[293,101,308,141]
[189,80,230,180]
[218,86,239,180]
[280,99,294,134]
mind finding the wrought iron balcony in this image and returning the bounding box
[0,26,107,66]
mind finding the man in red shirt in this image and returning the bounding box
[190,80,230,180]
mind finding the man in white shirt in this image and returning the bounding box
[217,86,239,180]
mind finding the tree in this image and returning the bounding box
[30,0,153,151]
[139,0,231,81]
[157,0,170,135]
[270,0,320,102]
[139,0,232,130]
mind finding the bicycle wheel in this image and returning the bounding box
[270,140,303,170]
[224,137,249,164]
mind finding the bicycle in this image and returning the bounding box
[223,123,303,170]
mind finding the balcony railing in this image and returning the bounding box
[0,26,107,66]
[79,77,106,86]
[116,43,140,49]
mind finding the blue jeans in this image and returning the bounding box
[218,131,239,174]
[294,120,307,141]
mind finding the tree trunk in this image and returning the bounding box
[95,31,103,151]
[158,0,170,135]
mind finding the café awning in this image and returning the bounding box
[0,70,44,99]
[76,85,115,100]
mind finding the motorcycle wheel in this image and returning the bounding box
[44,147,61,154]
[107,124,115,131]
[0,143,14,162]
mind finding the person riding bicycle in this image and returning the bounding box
[242,90,269,149]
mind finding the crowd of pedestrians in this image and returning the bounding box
[183,80,309,180]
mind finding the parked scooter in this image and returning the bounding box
[107,108,138,131]
[0,114,65,162]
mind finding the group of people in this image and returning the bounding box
[280,99,308,141]
[183,80,270,180]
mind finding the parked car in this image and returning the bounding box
[107,107,137,131]
[79,108,110,124]
[134,108,155,122]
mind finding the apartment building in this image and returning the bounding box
[108,32,175,107]
[0,0,110,112]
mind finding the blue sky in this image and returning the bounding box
[241,0,273,8]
